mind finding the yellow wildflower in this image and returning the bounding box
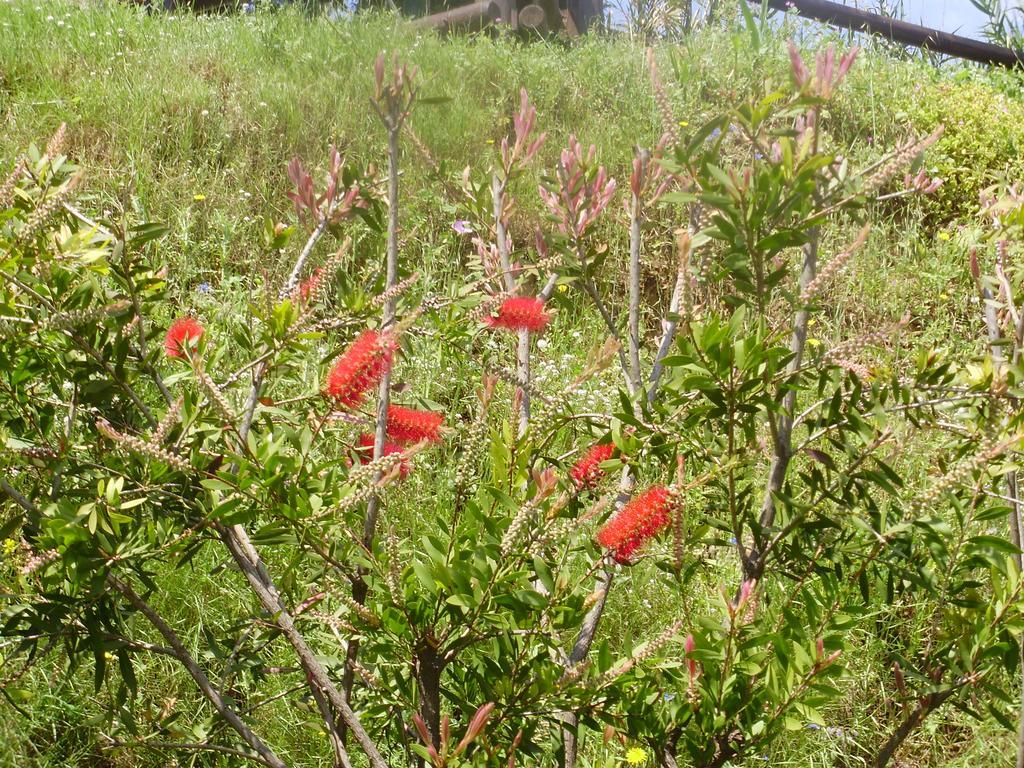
[625,747,647,765]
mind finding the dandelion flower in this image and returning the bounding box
[596,485,674,564]
[164,316,204,359]
[326,330,396,408]
[485,296,551,333]
[625,747,648,766]
[387,404,444,444]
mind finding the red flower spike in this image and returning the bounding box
[356,433,411,479]
[485,296,551,333]
[596,485,674,564]
[684,634,696,655]
[164,316,204,359]
[387,405,444,445]
[570,443,616,490]
[326,330,397,408]
[684,634,699,682]
[298,267,325,304]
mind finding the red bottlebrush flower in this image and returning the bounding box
[164,316,204,359]
[326,330,396,408]
[596,485,674,564]
[356,433,411,478]
[387,404,444,444]
[485,296,551,333]
[571,443,616,489]
[298,267,325,304]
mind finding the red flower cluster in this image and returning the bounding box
[164,316,204,359]
[356,433,410,478]
[485,297,551,333]
[596,485,674,564]
[570,443,616,489]
[298,267,325,304]
[387,404,444,444]
[326,330,396,407]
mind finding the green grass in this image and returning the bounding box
[3,1,1024,766]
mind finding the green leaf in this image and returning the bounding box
[412,560,437,594]
[128,222,169,247]
[533,556,555,594]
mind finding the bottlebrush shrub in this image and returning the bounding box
[2,46,1024,768]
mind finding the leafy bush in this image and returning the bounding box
[3,40,1024,768]
[906,76,1024,223]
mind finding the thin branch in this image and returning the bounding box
[62,202,115,239]
[647,227,693,405]
[627,149,648,394]
[561,562,614,768]
[578,265,633,394]
[281,217,331,300]
[100,633,177,659]
[107,575,287,768]
[344,92,406,730]
[217,529,388,768]
[312,685,354,768]
[753,225,820,579]
[492,173,532,436]
[872,689,955,768]
[1,477,35,514]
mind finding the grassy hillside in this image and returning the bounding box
[3,2,1024,766]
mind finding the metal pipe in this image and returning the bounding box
[754,0,1022,68]
[410,1,501,31]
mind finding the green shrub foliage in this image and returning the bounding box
[2,43,1024,768]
